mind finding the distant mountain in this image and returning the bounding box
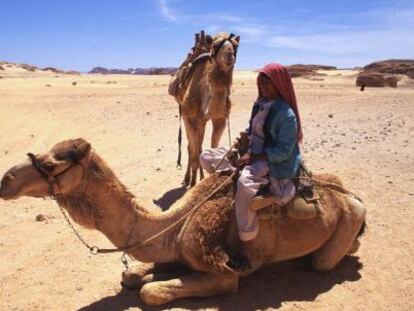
[286,64,337,78]
[89,67,177,75]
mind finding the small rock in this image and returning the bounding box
[36,214,47,222]
[156,168,161,172]
[146,112,151,115]
[156,148,162,152]
[328,114,333,118]
[76,286,83,291]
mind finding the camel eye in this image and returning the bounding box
[43,162,55,172]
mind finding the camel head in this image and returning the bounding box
[211,32,240,70]
[0,138,91,200]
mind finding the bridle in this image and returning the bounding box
[27,152,82,199]
[189,34,239,67]
[26,151,138,268]
[211,33,239,59]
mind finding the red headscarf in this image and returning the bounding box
[259,63,303,142]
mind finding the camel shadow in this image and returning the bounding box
[152,185,187,211]
[78,256,363,311]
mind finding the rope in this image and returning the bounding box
[227,117,232,148]
[96,171,236,254]
[176,105,182,170]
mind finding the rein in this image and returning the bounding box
[27,151,236,260]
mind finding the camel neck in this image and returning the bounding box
[209,61,233,86]
[60,155,186,263]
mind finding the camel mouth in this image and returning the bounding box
[0,173,18,200]
[0,187,19,200]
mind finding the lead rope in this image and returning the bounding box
[176,105,182,169]
[227,117,232,148]
[52,155,237,257]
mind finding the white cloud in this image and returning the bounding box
[263,7,414,66]
[232,25,266,39]
[159,0,177,21]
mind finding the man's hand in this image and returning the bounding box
[237,153,250,167]
[236,131,249,156]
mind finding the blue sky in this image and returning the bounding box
[1,0,413,71]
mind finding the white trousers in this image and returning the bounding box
[200,148,296,241]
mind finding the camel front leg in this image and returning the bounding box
[197,118,207,182]
[140,272,239,306]
[183,117,199,187]
[122,262,188,290]
[211,118,227,148]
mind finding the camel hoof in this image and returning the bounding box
[140,283,174,306]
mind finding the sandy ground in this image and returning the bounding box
[0,66,413,310]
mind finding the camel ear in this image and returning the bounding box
[70,139,91,162]
[234,35,240,44]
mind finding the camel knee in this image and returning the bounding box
[211,119,226,148]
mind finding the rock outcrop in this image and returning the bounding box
[356,59,414,88]
[363,59,414,78]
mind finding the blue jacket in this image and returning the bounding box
[247,98,301,179]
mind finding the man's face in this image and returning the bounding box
[258,73,279,100]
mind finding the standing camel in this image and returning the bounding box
[170,31,240,187]
[0,139,367,306]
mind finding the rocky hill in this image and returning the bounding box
[286,64,337,78]
[356,59,414,88]
[363,59,414,78]
[0,61,79,77]
[89,67,177,75]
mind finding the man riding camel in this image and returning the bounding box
[200,63,303,269]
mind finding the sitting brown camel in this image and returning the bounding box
[0,138,366,306]
[171,32,240,187]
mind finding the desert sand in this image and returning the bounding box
[0,65,413,310]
